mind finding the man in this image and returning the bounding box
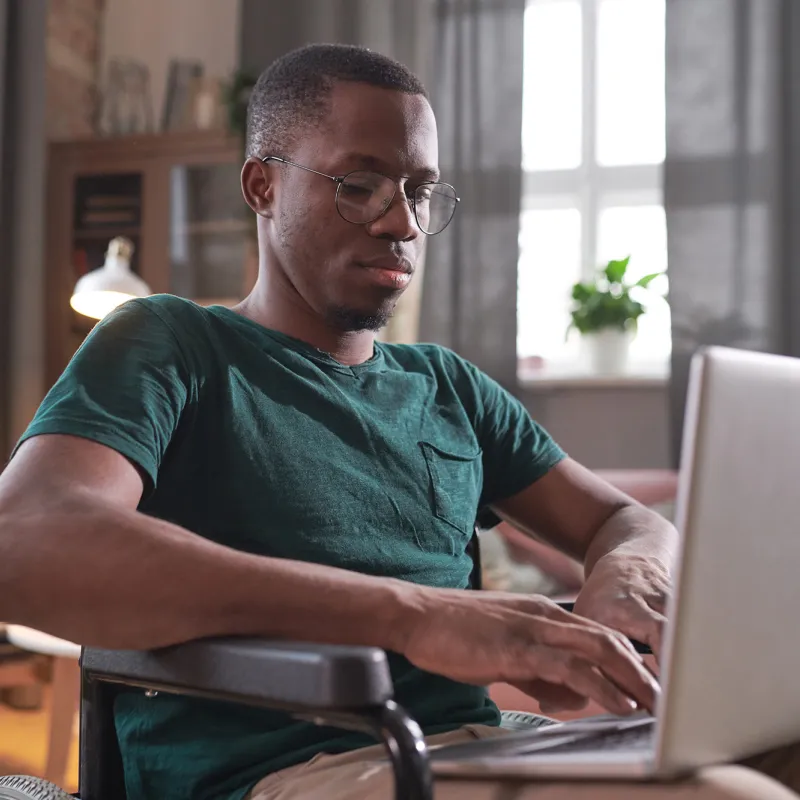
[0,44,795,800]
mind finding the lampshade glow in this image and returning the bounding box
[70,237,151,320]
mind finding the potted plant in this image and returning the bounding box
[567,255,664,374]
[222,69,258,143]
[222,70,259,288]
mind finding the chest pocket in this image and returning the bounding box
[419,441,483,550]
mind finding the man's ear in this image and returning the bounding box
[241,157,273,217]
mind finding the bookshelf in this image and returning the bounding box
[45,131,257,387]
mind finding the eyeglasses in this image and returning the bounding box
[261,155,460,236]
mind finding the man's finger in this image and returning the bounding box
[577,597,665,662]
[614,597,666,661]
[535,620,661,713]
[645,588,670,615]
[530,649,642,716]
[544,599,645,656]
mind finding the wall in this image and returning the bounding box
[46,0,105,139]
[100,0,241,132]
[240,0,434,82]
[45,0,241,139]
[4,1,48,452]
[521,386,672,469]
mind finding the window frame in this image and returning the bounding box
[519,0,668,375]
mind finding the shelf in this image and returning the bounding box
[73,227,141,240]
[47,131,249,389]
[518,361,669,390]
[174,219,251,236]
[84,196,141,210]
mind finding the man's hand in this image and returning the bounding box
[401,590,661,717]
[573,552,671,660]
[483,459,677,714]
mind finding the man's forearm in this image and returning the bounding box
[583,503,679,578]
[0,498,426,652]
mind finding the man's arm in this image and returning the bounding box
[0,434,660,715]
[492,456,678,575]
[0,434,419,651]
[492,457,678,657]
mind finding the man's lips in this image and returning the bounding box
[355,258,414,289]
[356,256,413,275]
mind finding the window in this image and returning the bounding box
[518,0,669,375]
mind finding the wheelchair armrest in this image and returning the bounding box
[81,638,394,713]
[79,641,432,800]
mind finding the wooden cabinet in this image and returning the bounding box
[45,131,257,387]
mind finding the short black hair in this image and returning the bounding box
[245,43,428,159]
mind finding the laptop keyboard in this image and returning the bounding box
[429,715,656,764]
[533,717,655,756]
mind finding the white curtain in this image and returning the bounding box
[418,0,527,390]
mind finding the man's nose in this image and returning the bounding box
[367,192,420,242]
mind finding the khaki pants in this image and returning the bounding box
[248,725,800,800]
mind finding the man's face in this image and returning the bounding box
[262,82,439,331]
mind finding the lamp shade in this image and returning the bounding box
[70,236,151,320]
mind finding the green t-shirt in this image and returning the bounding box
[17,295,566,800]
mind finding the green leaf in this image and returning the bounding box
[571,283,594,302]
[565,257,662,337]
[635,271,663,289]
[603,256,630,285]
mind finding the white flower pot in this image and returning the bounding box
[581,328,634,375]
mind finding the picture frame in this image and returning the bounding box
[162,60,205,132]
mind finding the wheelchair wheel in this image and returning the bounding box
[0,775,74,799]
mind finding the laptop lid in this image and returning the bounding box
[655,346,800,773]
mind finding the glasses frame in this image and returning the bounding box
[260,155,460,235]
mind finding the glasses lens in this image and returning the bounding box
[336,171,395,224]
[414,183,458,234]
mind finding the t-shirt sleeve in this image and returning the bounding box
[12,299,191,493]
[447,353,567,509]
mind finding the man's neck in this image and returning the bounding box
[233,281,377,367]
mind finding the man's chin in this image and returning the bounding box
[328,304,394,333]
[329,304,394,333]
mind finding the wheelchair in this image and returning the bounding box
[0,526,619,800]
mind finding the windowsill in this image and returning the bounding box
[518,359,669,391]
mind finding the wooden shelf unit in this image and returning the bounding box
[45,130,256,388]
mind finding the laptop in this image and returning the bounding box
[431,346,800,780]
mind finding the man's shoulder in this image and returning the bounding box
[380,342,486,392]
[380,341,468,373]
[119,294,222,353]
[129,294,212,329]
[80,295,223,376]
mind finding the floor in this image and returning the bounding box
[0,687,79,792]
